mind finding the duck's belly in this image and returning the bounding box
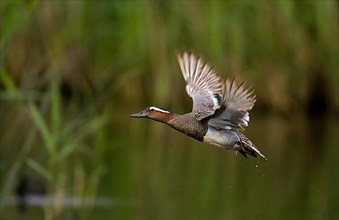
[203,127,236,149]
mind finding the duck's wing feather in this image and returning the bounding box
[208,79,256,130]
[177,52,223,120]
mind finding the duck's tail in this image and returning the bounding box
[236,132,266,159]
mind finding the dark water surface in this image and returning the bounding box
[3,115,338,219]
[99,114,338,219]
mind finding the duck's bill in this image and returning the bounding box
[130,111,147,118]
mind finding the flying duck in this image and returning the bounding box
[131,51,265,158]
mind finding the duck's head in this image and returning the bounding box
[130,106,173,122]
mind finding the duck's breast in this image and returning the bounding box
[168,113,208,142]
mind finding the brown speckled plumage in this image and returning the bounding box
[168,113,208,142]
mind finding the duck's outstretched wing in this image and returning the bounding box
[177,52,223,120]
[208,79,256,130]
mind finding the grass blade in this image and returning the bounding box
[50,71,61,136]
[59,116,107,159]
[26,158,52,182]
[29,104,55,156]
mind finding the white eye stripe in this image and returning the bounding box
[149,107,170,113]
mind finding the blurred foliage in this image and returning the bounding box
[1,1,338,112]
[0,0,338,219]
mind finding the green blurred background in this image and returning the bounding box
[1,1,338,219]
